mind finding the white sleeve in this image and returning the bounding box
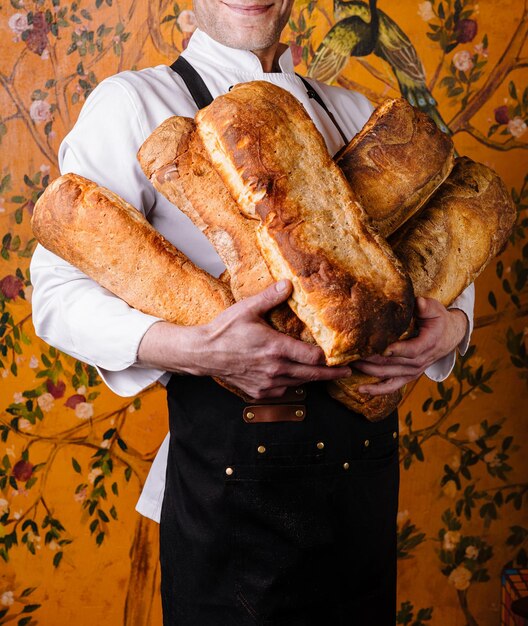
[30,77,167,397]
[135,432,170,523]
[424,283,475,382]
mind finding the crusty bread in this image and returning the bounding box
[137,115,308,340]
[390,157,516,304]
[31,173,234,325]
[328,157,516,420]
[335,98,455,238]
[196,81,414,365]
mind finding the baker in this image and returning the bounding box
[30,0,474,623]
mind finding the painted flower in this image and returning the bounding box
[8,12,30,35]
[12,460,34,482]
[74,485,88,503]
[442,481,458,498]
[76,386,87,395]
[0,275,23,299]
[290,43,303,66]
[100,439,111,449]
[177,9,197,33]
[448,565,472,590]
[453,50,474,72]
[465,545,479,560]
[508,116,527,138]
[29,99,51,123]
[39,164,50,175]
[484,451,501,467]
[474,42,488,57]
[443,530,461,551]
[449,454,461,471]
[47,540,59,551]
[466,424,483,442]
[24,12,50,56]
[29,355,39,368]
[65,394,86,409]
[494,105,509,125]
[27,530,41,549]
[18,418,32,431]
[88,467,102,484]
[397,510,409,525]
[417,1,434,21]
[0,498,9,516]
[37,392,54,412]
[46,378,65,399]
[13,391,24,404]
[0,590,14,606]
[455,19,477,43]
[75,402,94,420]
[182,35,192,50]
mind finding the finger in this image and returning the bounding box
[415,296,443,320]
[242,280,293,317]
[358,375,416,396]
[382,331,436,360]
[280,363,352,382]
[358,354,421,366]
[353,361,421,379]
[276,334,327,366]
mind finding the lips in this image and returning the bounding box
[223,3,272,15]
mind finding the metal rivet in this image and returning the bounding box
[295,387,304,395]
[343,462,350,470]
[257,445,266,454]
[364,439,370,447]
[246,411,255,420]
[316,442,324,450]
[393,431,398,439]
[295,410,304,417]
[225,467,234,476]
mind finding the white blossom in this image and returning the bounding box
[29,99,52,123]
[465,545,479,560]
[443,530,461,551]
[448,565,472,590]
[75,402,94,420]
[417,1,434,20]
[453,50,474,72]
[8,13,30,35]
[37,392,54,412]
[508,116,527,138]
[177,10,197,33]
[0,590,14,606]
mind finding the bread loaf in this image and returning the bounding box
[391,157,516,304]
[328,157,516,420]
[335,98,455,238]
[137,115,308,340]
[196,80,414,365]
[31,173,234,325]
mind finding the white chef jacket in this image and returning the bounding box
[30,28,475,523]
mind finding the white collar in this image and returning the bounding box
[181,28,295,75]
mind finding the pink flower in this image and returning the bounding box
[453,50,474,72]
[290,43,303,66]
[29,355,39,368]
[46,378,66,399]
[182,35,192,50]
[508,116,527,138]
[74,485,88,503]
[417,1,434,21]
[65,394,86,409]
[75,402,94,420]
[474,42,488,57]
[177,9,197,33]
[8,12,31,35]
[0,275,23,299]
[455,19,477,43]
[29,99,51,123]
[12,460,34,482]
[494,105,509,125]
[88,467,102,484]
[37,392,54,412]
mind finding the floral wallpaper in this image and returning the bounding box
[0,1,527,624]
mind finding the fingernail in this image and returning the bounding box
[275,280,288,292]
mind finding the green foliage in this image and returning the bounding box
[397,601,433,625]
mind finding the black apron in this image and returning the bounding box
[159,58,399,625]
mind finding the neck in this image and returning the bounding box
[251,41,287,72]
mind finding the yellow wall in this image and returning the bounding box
[0,1,526,624]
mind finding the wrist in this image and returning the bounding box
[448,308,469,350]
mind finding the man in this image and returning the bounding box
[30,0,474,623]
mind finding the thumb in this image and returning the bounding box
[243,279,293,317]
[415,296,442,320]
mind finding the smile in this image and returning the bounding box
[222,3,273,15]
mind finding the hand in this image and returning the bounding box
[353,297,468,396]
[137,279,351,399]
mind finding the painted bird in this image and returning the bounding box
[308,0,450,134]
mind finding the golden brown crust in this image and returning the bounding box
[390,156,517,305]
[31,173,234,325]
[138,115,307,340]
[335,98,455,238]
[327,375,402,421]
[196,81,414,365]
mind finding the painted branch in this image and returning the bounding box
[448,5,528,133]
[148,0,179,59]
[337,75,386,105]
[461,124,528,151]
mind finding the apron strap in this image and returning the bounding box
[169,56,349,144]
[170,56,214,109]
